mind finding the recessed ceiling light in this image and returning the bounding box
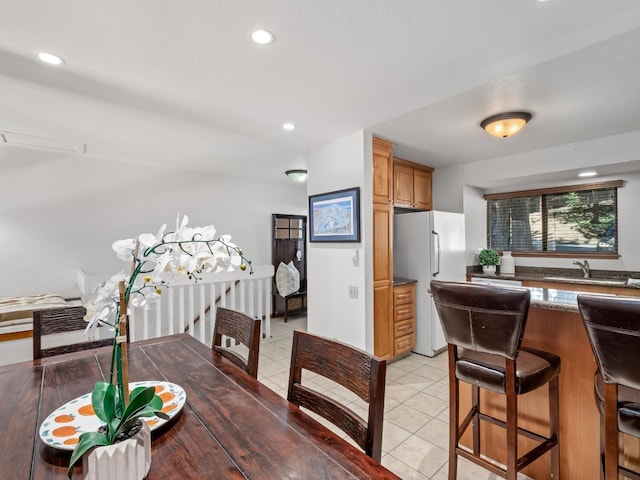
[283,123,296,131]
[579,171,597,178]
[251,29,275,45]
[37,52,65,65]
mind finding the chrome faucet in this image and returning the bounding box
[573,260,590,278]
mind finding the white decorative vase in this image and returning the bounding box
[82,421,151,480]
[500,251,515,276]
[482,265,497,274]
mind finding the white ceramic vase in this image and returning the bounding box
[482,265,497,274]
[500,251,515,276]
[82,421,151,480]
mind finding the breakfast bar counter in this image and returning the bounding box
[462,286,638,479]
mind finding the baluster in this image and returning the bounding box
[168,288,175,335]
[198,283,205,344]
[142,309,149,340]
[230,281,236,310]
[178,287,185,333]
[220,281,227,308]
[155,299,161,338]
[188,286,195,337]
[209,283,216,347]
[263,278,271,338]
[129,308,137,343]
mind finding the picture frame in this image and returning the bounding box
[308,187,360,243]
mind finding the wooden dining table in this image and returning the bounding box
[2,333,399,479]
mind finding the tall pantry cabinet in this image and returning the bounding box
[372,137,394,360]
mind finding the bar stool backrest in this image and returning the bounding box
[430,280,530,359]
[578,294,640,390]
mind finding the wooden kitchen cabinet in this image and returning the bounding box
[373,202,394,360]
[373,137,393,205]
[393,158,433,210]
[393,283,416,356]
[374,284,393,360]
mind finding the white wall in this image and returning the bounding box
[462,185,487,267]
[449,130,640,271]
[0,152,306,298]
[306,130,370,351]
[464,130,640,189]
[433,164,464,213]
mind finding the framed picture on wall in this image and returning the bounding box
[308,187,360,242]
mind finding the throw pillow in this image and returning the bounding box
[275,261,300,297]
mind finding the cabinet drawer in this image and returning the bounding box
[394,333,415,355]
[394,319,414,338]
[394,304,414,322]
[394,285,415,306]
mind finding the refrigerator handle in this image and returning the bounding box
[432,230,440,276]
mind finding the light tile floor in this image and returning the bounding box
[254,315,509,480]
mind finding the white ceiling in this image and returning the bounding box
[1,0,640,185]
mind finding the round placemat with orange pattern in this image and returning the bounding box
[39,381,186,450]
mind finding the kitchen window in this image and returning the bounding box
[484,180,621,257]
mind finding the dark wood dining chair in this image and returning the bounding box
[287,330,387,462]
[430,280,560,480]
[212,307,261,378]
[578,293,640,480]
[33,305,113,359]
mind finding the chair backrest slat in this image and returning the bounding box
[33,306,113,359]
[212,307,261,378]
[287,330,386,461]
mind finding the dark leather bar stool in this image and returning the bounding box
[431,280,560,480]
[578,294,640,480]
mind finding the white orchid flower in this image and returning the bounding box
[175,213,189,235]
[138,233,159,253]
[112,239,136,261]
[84,272,127,334]
[86,215,250,343]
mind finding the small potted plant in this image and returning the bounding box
[68,382,169,479]
[478,248,500,274]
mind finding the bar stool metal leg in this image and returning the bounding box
[549,376,560,479]
[506,359,518,480]
[448,344,459,480]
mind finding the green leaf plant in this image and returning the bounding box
[478,248,500,266]
[67,382,169,478]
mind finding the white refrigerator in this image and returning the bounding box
[394,211,466,357]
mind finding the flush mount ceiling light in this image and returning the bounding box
[37,51,65,65]
[251,29,275,45]
[285,169,307,183]
[480,112,532,138]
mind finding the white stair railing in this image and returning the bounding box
[127,265,273,346]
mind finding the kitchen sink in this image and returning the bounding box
[543,276,626,286]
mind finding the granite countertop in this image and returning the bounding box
[393,277,417,286]
[528,287,583,312]
[468,266,640,290]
